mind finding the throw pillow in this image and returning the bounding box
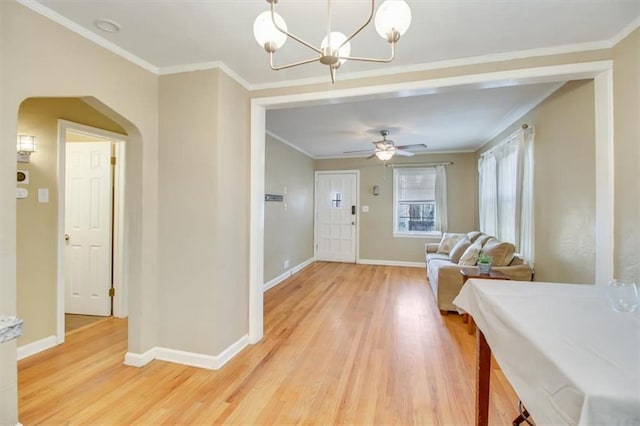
[437,233,464,254]
[475,234,493,247]
[449,237,472,263]
[459,240,483,266]
[466,231,483,243]
[482,239,516,266]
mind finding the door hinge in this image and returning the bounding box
[111,156,116,165]
[109,288,115,297]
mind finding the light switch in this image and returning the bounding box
[38,188,49,203]
[362,206,369,212]
[16,188,28,199]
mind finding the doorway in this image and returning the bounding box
[57,120,127,340]
[314,171,359,263]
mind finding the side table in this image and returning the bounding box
[459,268,511,335]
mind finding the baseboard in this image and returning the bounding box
[17,335,58,360]
[264,257,315,292]
[210,334,249,369]
[123,334,249,370]
[155,347,218,370]
[357,259,426,268]
[124,347,157,367]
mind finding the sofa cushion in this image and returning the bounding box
[482,239,516,267]
[509,255,524,266]
[437,233,464,254]
[427,253,450,263]
[476,234,493,247]
[466,231,483,243]
[459,240,483,266]
[449,236,471,263]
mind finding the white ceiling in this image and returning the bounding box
[266,81,563,157]
[25,0,639,87]
[23,0,637,157]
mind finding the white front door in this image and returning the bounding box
[315,172,357,263]
[65,142,112,316]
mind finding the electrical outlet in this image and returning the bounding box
[284,259,290,269]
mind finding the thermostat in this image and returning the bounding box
[17,170,29,184]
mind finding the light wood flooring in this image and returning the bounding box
[19,262,519,424]
[65,314,110,333]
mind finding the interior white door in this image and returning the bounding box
[65,142,112,316]
[315,172,357,262]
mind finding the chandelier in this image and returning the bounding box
[253,0,412,83]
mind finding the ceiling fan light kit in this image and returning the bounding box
[253,0,412,83]
[343,129,428,161]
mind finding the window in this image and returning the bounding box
[393,167,447,236]
[478,126,534,266]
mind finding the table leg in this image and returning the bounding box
[463,313,469,324]
[468,316,476,335]
[476,329,491,426]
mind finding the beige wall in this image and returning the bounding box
[1,2,638,424]
[478,80,596,284]
[264,135,315,282]
[1,3,160,423]
[158,69,250,355]
[315,153,477,263]
[211,71,250,354]
[158,70,219,354]
[16,98,126,346]
[613,29,640,283]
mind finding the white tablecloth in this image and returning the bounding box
[453,279,640,426]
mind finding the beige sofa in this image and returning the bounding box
[426,232,533,313]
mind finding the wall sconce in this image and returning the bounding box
[17,135,37,163]
[373,185,380,196]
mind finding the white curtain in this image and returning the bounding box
[478,155,498,237]
[519,127,535,267]
[478,126,535,266]
[434,165,448,232]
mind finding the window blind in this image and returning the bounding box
[396,168,436,201]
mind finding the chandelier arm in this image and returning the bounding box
[270,3,322,55]
[339,0,375,50]
[269,52,320,71]
[338,42,396,63]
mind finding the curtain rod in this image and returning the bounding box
[479,123,530,159]
[385,161,453,168]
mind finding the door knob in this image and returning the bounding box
[64,234,70,241]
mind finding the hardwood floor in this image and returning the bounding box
[19,262,519,424]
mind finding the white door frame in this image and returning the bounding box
[250,60,615,343]
[56,119,128,343]
[314,170,360,263]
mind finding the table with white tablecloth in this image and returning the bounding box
[453,279,640,426]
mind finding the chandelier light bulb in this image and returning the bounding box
[375,0,412,42]
[320,32,351,65]
[253,11,288,52]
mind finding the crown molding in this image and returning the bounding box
[609,16,640,47]
[265,130,316,159]
[17,0,637,92]
[477,81,566,148]
[16,0,159,74]
[159,61,252,90]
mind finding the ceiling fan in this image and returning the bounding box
[344,130,428,161]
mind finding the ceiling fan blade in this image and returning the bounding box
[366,153,377,159]
[395,150,415,157]
[395,143,428,151]
[343,149,375,154]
